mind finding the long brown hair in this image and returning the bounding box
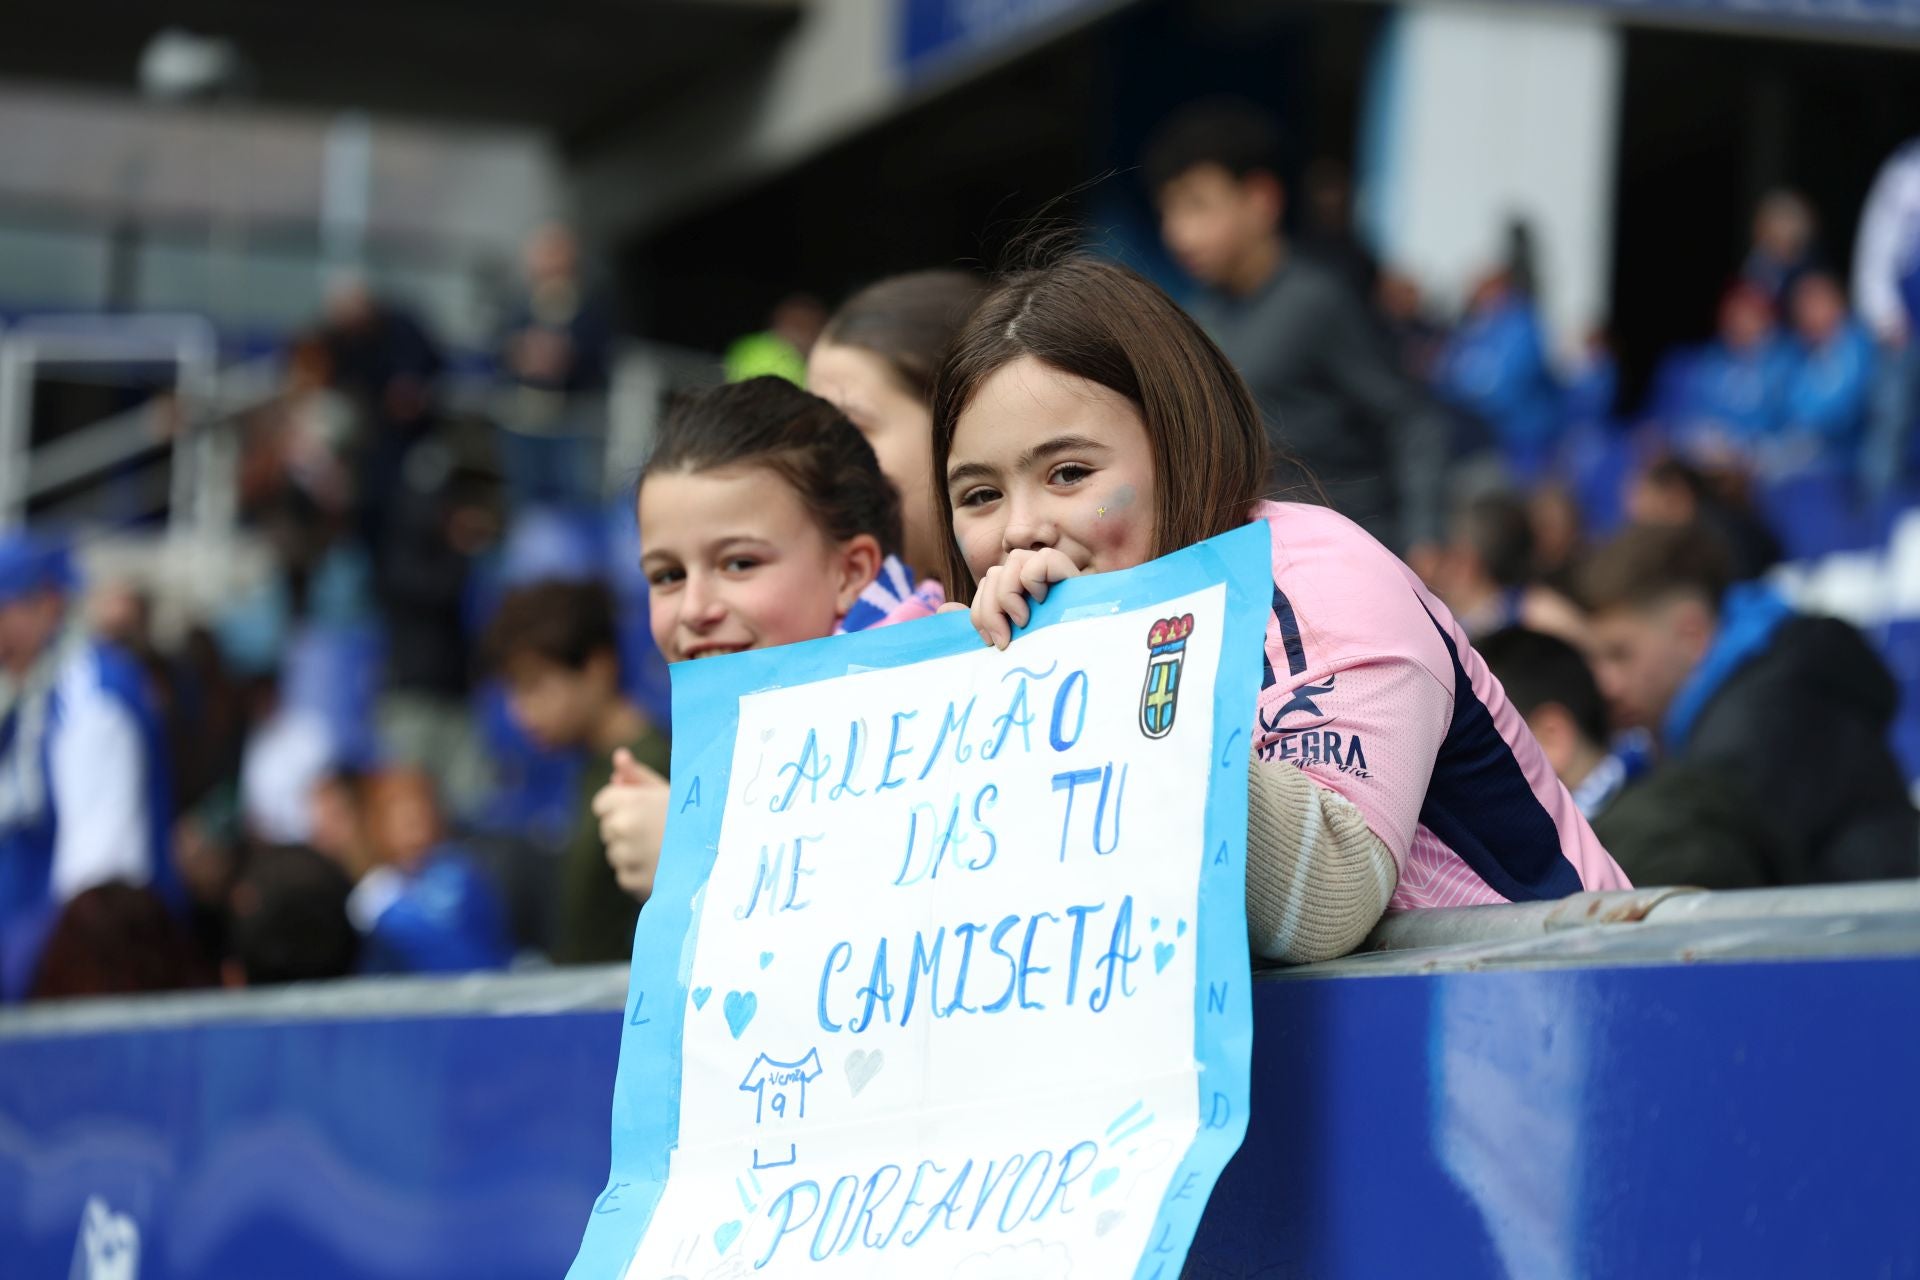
[819,270,986,404]
[930,255,1270,596]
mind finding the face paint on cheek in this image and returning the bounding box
[1094,484,1137,521]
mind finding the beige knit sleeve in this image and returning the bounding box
[1244,755,1399,964]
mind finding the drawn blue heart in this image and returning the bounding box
[759,951,774,970]
[1153,942,1175,973]
[1150,916,1161,931]
[845,1049,885,1096]
[714,1220,742,1253]
[723,990,758,1039]
[1176,919,1188,938]
[691,986,712,1010]
[1091,1168,1120,1197]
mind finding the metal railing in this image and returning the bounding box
[0,319,723,547]
[2,879,1915,1036]
[0,313,237,536]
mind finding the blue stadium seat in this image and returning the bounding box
[496,505,605,588]
[1554,417,1641,539]
[1646,347,1704,423]
[1755,471,1873,560]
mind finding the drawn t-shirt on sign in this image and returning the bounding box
[739,1049,823,1125]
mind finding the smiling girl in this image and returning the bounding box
[593,377,942,900]
[936,256,1629,962]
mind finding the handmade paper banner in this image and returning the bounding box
[570,521,1270,1279]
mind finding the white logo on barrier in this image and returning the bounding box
[69,1196,140,1280]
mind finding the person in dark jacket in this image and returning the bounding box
[320,279,446,558]
[1578,523,1918,883]
[1478,627,1780,888]
[373,448,496,812]
[1142,99,1450,560]
[496,224,617,510]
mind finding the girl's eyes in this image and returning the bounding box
[956,465,1091,505]
[645,554,762,585]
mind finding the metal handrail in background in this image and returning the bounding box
[0,314,225,535]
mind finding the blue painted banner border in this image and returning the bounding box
[566,521,1270,1277]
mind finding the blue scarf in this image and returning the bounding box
[1662,582,1794,753]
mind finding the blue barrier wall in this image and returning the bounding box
[0,1003,622,1279]
[1195,957,1920,1279]
[4,905,1917,1279]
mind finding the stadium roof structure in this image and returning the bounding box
[0,0,803,143]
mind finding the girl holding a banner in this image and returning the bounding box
[936,255,1631,963]
[593,377,944,900]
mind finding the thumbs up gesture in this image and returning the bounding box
[593,748,670,901]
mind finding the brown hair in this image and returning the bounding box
[1576,521,1733,616]
[484,580,618,674]
[30,883,211,1000]
[1453,492,1536,589]
[643,376,903,555]
[819,270,986,404]
[930,255,1270,596]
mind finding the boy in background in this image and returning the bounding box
[1578,522,1917,883]
[484,581,668,963]
[1478,627,1776,889]
[1142,97,1449,560]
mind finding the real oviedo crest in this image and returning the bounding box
[1140,613,1195,739]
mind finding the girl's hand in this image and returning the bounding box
[593,748,671,901]
[970,547,1081,650]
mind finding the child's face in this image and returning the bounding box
[946,356,1158,586]
[639,465,878,664]
[1157,163,1279,289]
[807,341,941,581]
[366,774,440,868]
[504,653,613,750]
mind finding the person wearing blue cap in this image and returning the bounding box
[0,532,173,1000]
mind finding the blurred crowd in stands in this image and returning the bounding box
[2,108,1915,1003]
